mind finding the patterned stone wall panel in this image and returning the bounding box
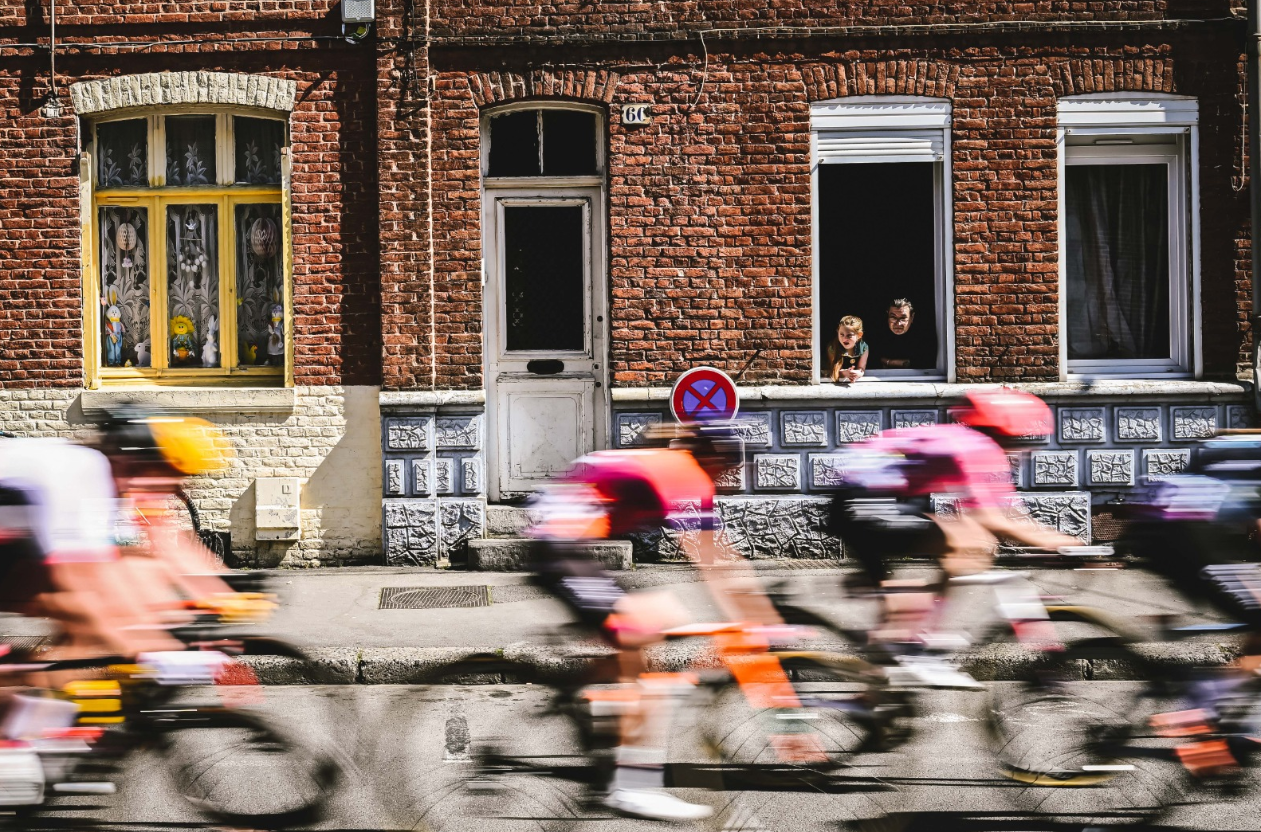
[716,497,839,560]
[892,410,939,429]
[932,491,1090,543]
[383,499,439,566]
[435,415,483,450]
[733,412,773,448]
[440,499,486,560]
[386,417,434,452]
[714,462,746,492]
[617,412,663,447]
[754,454,801,491]
[410,458,433,497]
[781,411,828,447]
[1171,407,1218,441]
[435,458,454,495]
[1008,454,1024,489]
[1086,450,1135,487]
[1059,407,1106,443]
[384,459,405,496]
[1031,451,1078,487]
[461,457,483,495]
[1115,408,1162,443]
[1228,405,1251,430]
[809,453,847,490]
[1143,448,1191,482]
[835,411,883,444]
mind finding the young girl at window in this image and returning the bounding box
[827,315,869,383]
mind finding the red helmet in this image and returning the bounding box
[952,388,1053,439]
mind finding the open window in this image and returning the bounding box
[86,110,290,387]
[1058,95,1198,378]
[812,97,952,382]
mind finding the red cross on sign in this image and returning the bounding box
[670,367,740,423]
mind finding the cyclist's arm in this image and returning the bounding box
[692,532,784,627]
[967,504,1083,550]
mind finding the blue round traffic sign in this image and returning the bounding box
[670,366,740,423]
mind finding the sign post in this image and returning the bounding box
[670,366,740,423]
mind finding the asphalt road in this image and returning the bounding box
[13,682,1261,832]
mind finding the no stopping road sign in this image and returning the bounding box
[670,366,740,423]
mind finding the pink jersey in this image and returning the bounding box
[851,423,1015,509]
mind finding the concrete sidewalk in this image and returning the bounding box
[231,561,1244,683]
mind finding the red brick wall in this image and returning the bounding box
[0,12,381,387]
[419,13,1249,386]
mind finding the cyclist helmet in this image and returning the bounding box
[950,388,1053,443]
[672,422,744,472]
[98,410,233,478]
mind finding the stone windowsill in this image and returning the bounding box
[379,390,487,409]
[611,379,1251,406]
[80,387,296,417]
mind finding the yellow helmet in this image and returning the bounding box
[144,417,234,475]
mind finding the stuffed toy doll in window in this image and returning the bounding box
[170,315,198,366]
[102,288,125,367]
[266,295,284,366]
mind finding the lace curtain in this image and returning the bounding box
[166,205,220,368]
[98,207,151,367]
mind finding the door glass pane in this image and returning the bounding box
[235,117,284,185]
[1065,164,1170,361]
[542,110,597,176]
[99,207,151,368]
[503,204,585,352]
[488,111,541,177]
[165,115,217,186]
[167,205,220,368]
[96,119,148,188]
[235,203,284,367]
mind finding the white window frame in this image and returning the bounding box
[810,96,954,382]
[1057,93,1200,380]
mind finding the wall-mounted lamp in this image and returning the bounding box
[342,0,374,43]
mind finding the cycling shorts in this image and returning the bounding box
[827,490,946,585]
[528,541,626,631]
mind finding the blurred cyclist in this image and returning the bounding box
[829,388,1083,641]
[528,421,788,821]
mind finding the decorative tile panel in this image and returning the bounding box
[1008,454,1024,489]
[386,417,433,451]
[1059,408,1106,443]
[1228,405,1251,430]
[892,410,938,429]
[809,453,847,489]
[1171,407,1218,441]
[835,411,882,444]
[384,460,405,496]
[780,411,828,446]
[410,458,433,497]
[1087,450,1135,486]
[933,491,1090,543]
[717,497,838,559]
[435,458,454,495]
[1143,449,1190,482]
[714,462,746,492]
[383,499,439,565]
[435,415,482,450]
[1115,408,1162,443]
[1032,451,1078,487]
[617,413,663,447]
[733,412,773,447]
[461,457,483,494]
[440,500,485,560]
[754,454,801,491]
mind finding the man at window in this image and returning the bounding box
[870,298,936,370]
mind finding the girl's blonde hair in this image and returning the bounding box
[826,315,865,371]
[838,315,863,334]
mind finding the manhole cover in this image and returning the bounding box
[379,586,491,610]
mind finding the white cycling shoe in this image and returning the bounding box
[604,788,714,821]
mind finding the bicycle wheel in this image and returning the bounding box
[987,638,1182,824]
[697,652,903,770]
[160,707,341,825]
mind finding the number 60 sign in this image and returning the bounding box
[621,104,652,125]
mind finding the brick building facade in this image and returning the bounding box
[0,1,1255,565]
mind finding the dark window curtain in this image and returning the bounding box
[1065,163,1170,361]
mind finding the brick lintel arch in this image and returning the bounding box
[1051,58,1177,97]
[467,69,621,108]
[70,71,298,116]
[802,60,961,101]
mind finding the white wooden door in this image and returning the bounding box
[485,188,607,498]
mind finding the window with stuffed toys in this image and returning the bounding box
[88,110,288,386]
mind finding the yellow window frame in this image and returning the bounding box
[83,109,292,389]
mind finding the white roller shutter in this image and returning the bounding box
[816,129,945,164]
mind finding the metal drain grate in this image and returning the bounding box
[379,586,491,610]
[0,636,47,654]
